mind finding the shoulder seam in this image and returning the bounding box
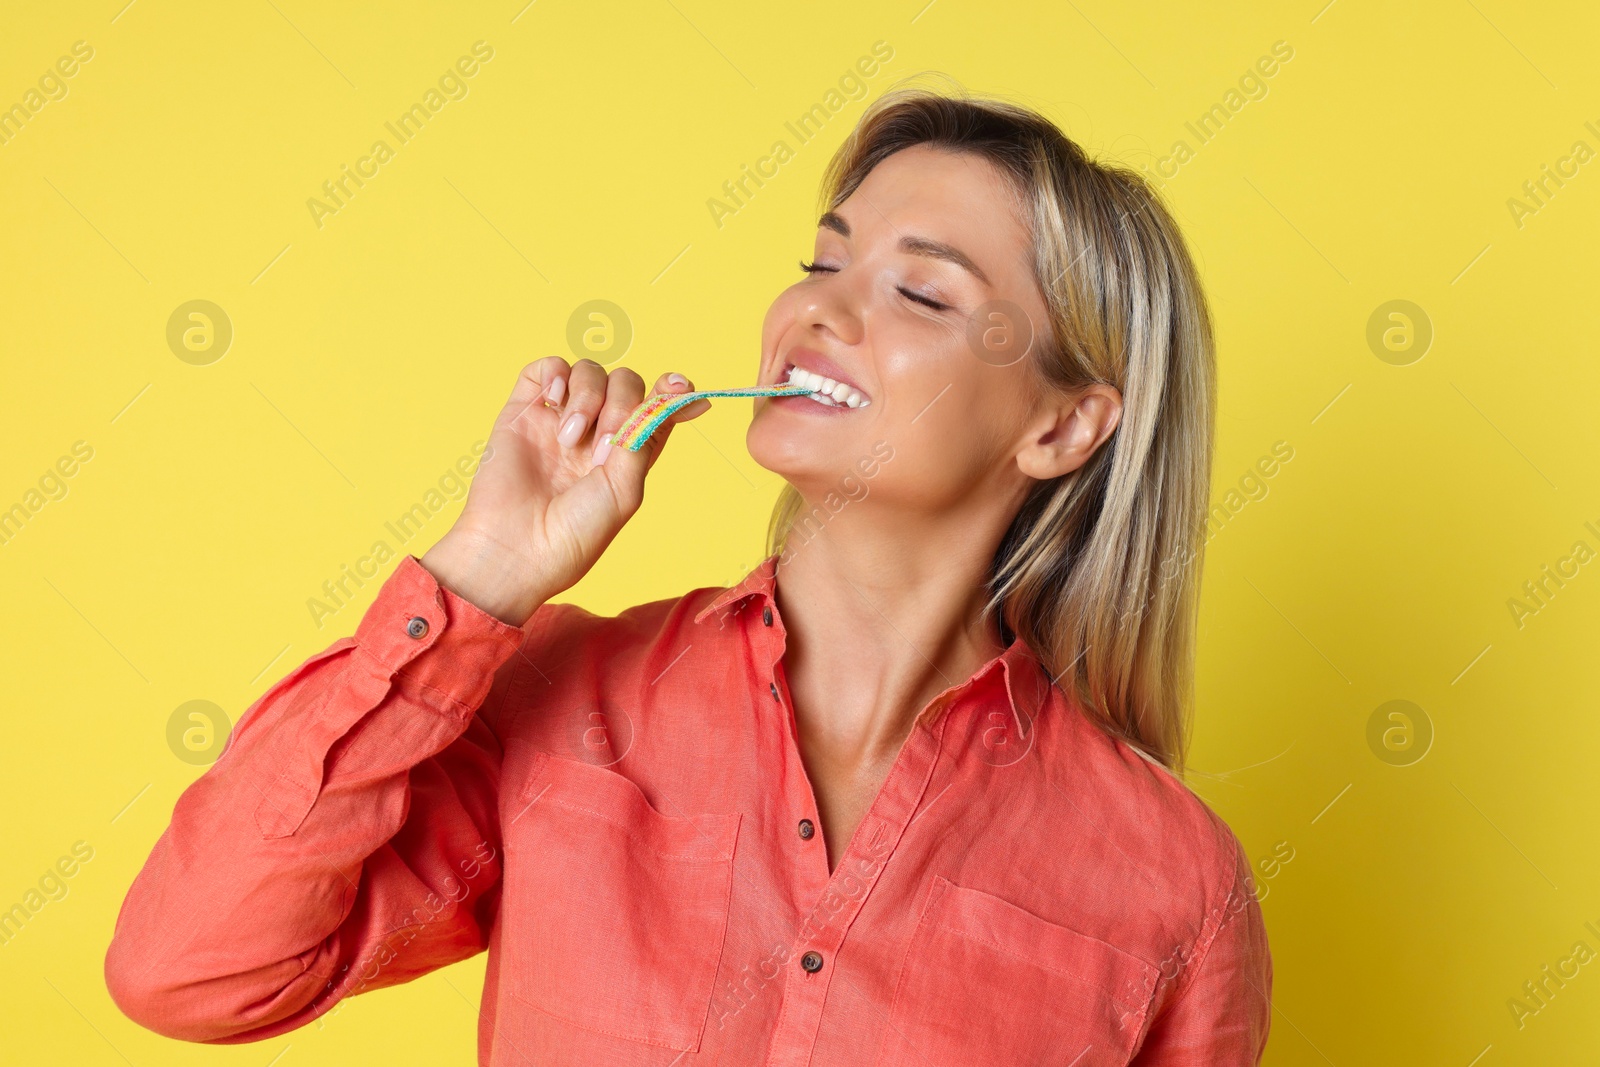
[1162,833,1249,1011]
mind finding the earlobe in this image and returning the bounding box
[1015,384,1122,481]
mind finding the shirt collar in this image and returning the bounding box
[694,554,1051,730]
[693,555,780,626]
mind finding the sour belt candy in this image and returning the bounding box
[613,382,816,452]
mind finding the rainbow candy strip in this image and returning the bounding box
[614,382,816,452]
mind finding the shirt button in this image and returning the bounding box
[798,819,815,840]
[770,682,781,701]
[762,606,773,626]
[405,616,430,639]
[800,951,824,973]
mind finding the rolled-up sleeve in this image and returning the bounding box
[105,554,527,1043]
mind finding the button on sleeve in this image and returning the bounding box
[348,554,525,715]
[246,554,524,839]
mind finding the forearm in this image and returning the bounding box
[105,555,525,1042]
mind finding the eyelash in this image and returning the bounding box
[798,259,951,312]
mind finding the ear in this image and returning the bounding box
[1015,383,1122,480]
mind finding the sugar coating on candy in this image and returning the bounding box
[614,383,815,452]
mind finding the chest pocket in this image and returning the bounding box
[876,876,1160,1066]
[502,750,741,1053]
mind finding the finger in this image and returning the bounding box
[588,370,705,483]
[665,396,712,424]
[633,373,708,460]
[592,367,647,452]
[649,372,714,441]
[556,359,608,450]
[585,371,680,470]
[502,357,572,434]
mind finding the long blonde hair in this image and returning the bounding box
[767,77,1217,773]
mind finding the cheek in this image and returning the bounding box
[760,288,804,362]
[873,362,1019,504]
[882,398,1010,504]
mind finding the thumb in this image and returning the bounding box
[579,386,710,529]
[587,396,695,504]
[589,426,655,518]
[543,427,656,546]
[596,383,710,488]
[539,449,637,561]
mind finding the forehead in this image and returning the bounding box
[855,145,1024,218]
[835,145,1035,278]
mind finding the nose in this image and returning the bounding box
[796,264,865,347]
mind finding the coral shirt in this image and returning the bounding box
[106,553,1272,1065]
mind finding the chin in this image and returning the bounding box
[747,411,850,485]
[747,413,808,478]
[747,413,899,507]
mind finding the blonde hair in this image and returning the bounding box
[767,76,1217,773]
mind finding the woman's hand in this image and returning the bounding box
[419,358,710,626]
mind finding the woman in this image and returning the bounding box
[106,81,1271,1065]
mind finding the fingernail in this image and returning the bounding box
[591,433,614,467]
[558,412,586,447]
[548,376,566,406]
[666,373,689,390]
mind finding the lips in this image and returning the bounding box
[779,348,871,409]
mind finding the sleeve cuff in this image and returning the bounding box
[352,554,527,714]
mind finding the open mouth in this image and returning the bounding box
[783,362,871,409]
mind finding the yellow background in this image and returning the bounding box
[2,1,1596,1063]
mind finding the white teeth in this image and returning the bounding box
[783,364,870,408]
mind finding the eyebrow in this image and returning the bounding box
[818,211,991,287]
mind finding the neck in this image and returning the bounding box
[773,504,1011,767]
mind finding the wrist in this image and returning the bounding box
[419,532,550,627]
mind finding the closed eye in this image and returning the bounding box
[898,288,950,312]
[798,259,952,312]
